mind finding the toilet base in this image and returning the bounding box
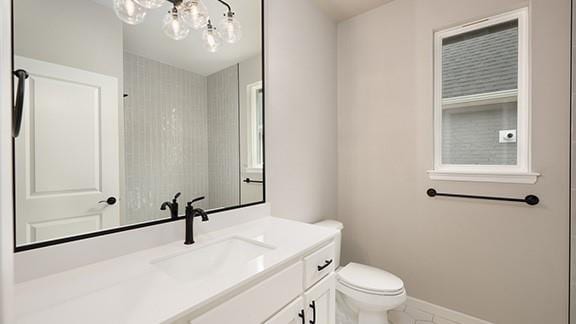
[358,310,390,324]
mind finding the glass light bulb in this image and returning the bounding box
[181,0,208,29]
[163,8,190,40]
[133,0,166,9]
[202,24,222,53]
[114,0,146,25]
[219,12,242,44]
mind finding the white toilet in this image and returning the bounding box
[315,220,406,324]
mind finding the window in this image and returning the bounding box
[247,81,263,171]
[430,8,538,183]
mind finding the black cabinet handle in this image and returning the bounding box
[13,69,29,138]
[309,301,316,324]
[99,197,117,205]
[298,309,305,324]
[243,178,263,184]
[317,259,333,271]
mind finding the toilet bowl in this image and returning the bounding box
[315,220,406,324]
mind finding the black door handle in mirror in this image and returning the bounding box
[309,301,316,324]
[298,309,305,324]
[317,259,333,271]
[99,197,117,205]
[13,69,29,138]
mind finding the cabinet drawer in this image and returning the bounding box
[189,261,303,324]
[304,242,335,289]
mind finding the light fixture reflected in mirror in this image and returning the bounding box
[202,20,222,52]
[219,11,241,43]
[163,6,190,40]
[113,0,241,52]
[181,0,209,29]
[134,0,166,9]
[114,0,147,25]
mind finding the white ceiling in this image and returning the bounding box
[92,0,261,76]
[312,0,395,22]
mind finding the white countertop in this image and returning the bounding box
[15,217,337,324]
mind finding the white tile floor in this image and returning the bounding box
[336,292,461,324]
[388,304,459,324]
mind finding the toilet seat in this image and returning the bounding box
[337,263,405,296]
[338,280,405,296]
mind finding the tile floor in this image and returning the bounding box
[389,304,460,324]
[336,292,461,324]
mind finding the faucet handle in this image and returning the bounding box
[187,196,205,206]
[172,192,181,202]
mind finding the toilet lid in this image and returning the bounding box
[338,263,404,295]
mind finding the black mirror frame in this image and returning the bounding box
[11,0,266,252]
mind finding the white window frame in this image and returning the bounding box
[246,81,263,172]
[429,8,539,184]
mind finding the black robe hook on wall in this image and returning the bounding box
[13,69,29,138]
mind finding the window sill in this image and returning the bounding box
[427,170,540,184]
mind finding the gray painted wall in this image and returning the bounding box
[123,53,209,224]
[207,65,241,209]
[13,0,123,82]
[337,1,570,323]
[267,0,338,223]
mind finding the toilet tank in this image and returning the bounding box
[314,220,343,268]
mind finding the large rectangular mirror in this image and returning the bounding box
[12,0,264,249]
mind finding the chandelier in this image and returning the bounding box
[114,0,241,52]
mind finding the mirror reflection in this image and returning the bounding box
[13,0,263,247]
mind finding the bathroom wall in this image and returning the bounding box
[123,52,210,224]
[207,65,241,208]
[13,0,123,81]
[267,0,338,223]
[337,1,570,324]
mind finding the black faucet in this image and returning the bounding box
[160,192,181,219]
[184,196,209,245]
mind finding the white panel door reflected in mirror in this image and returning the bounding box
[13,0,263,248]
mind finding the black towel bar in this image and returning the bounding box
[426,188,539,206]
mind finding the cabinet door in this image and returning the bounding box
[188,262,303,324]
[264,297,305,324]
[305,273,336,324]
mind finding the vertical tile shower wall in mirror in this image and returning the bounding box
[12,0,264,248]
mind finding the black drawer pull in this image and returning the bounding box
[309,301,316,324]
[298,309,305,324]
[317,259,333,271]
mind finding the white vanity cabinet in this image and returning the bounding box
[304,274,336,324]
[181,240,337,324]
[264,297,305,324]
[187,262,304,324]
[267,274,336,324]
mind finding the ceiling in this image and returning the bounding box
[312,0,395,21]
[92,0,261,76]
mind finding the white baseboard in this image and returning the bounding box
[403,297,493,324]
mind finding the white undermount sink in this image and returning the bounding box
[151,237,275,282]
